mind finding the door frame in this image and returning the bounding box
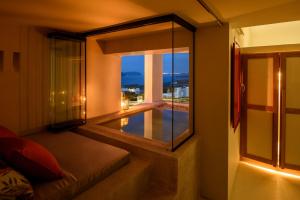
[240,53,279,166]
[280,51,300,170]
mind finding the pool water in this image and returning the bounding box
[99,108,189,143]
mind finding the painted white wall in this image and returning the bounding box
[242,20,300,47]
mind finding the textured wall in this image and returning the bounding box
[0,23,50,135]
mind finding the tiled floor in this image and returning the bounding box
[231,162,300,200]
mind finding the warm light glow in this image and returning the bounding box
[81,111,86,118]
[121,99,129,110]
[241,161,300,179]
[81,96,87,104]
[121,101,125,107]
[137,95,143,103]
[61,91,65,95]
[277,71,281,166]
[121,92,129,110]
[121,118,129,127]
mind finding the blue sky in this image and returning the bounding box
[121,53,189,74]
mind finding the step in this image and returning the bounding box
[73,156,151,200]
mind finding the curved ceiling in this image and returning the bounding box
[0,0,299,31]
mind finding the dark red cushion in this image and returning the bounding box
[0,125,17,138]
[0,137,63,181]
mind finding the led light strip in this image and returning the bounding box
[277,71,281,167]
[241,161,300,179]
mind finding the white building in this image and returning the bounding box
[182,86,189,97]
[122,88,141,94]
[174,87,182,98]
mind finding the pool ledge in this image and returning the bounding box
[88,102,164,124]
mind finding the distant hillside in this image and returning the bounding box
[122,71,142,76]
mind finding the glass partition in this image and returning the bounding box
[49,36,86,129]
[86,16,195,151]
[171,22,194,149]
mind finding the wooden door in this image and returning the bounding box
[241,54,279,166]
[280,52,300,170]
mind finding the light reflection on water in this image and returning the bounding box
[99,108,189,142]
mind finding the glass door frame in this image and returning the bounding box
[280,51,300,170]
[240,53,280,166]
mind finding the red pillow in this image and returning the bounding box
[0,125,17,138]
[0,137,63,181]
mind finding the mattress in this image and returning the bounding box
[26,131,130,200]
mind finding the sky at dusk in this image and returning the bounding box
[121,53,189,74]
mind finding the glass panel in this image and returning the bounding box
[91,20,194,151]
[50,38,86,127]
[247,109,273,159]
[244,57,275,161]
[171,22,193,149]
[247,58,273,106]
[286,57,300,108]
[92,22,173,144]
[285,113,300,166]
[284,56,300,167]
[121,55,144,106]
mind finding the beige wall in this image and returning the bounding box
[176,134,201,200]
[227,26,242,200]
[242,21,300,47]
[86,36,121,119]
[195,24,231,200]
[144,54,163,103]
[242,44,300,54]
[0,23,49,135]
[194,24,241,200]
[98,28,192,54]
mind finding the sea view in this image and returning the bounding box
[121,72,189,89]
[121,53,189,103]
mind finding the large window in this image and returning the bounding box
[121,55,145,106]
[163,53,189,103]
[86,17,195,151]
[49,36,86,129]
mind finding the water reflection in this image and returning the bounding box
[100,108,188,142]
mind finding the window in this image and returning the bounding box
[121,55,145,106]
[163,53,189,103]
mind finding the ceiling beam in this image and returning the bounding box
[81,14,196,37]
